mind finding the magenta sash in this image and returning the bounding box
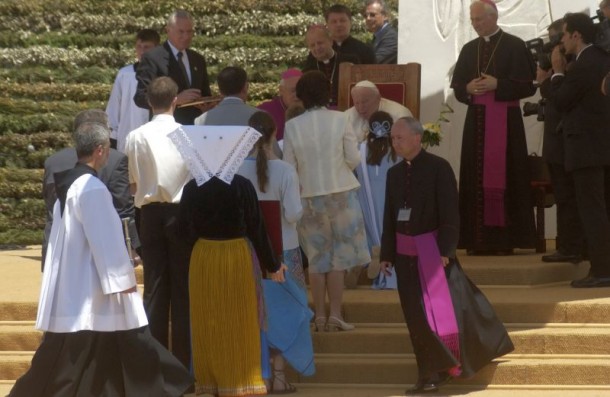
[472,92,519,227]
[396,231,462,376]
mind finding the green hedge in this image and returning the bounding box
[0,66,119,84]
[0,114,72,135]
[0,0,397,19]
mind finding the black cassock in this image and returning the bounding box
[451,29,537,252]
[380,151,513,380]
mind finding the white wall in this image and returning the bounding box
[397,0,601,238]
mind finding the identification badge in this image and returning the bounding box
[397,207,411,222]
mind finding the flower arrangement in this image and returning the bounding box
[422,102,453,148]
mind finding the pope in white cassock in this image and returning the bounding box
[9,122,192,397]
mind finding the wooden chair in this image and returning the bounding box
[337,62,422,119]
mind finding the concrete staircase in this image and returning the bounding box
[1,246,610,396]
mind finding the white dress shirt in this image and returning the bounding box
[124,114,192,207]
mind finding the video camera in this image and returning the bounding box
[525,32,562,72]
[593,8,610,53]
[522,32,561,122]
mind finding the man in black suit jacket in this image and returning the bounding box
[364,0,397,64]
[134,9,211,125]
[42,110,139,270]
[324,4,376,64]
[549,13,610,288]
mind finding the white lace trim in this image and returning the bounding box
[168,126,261,186]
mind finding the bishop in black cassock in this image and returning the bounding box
[451,1,537,254]
[380,117,513,394]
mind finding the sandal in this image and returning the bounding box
[269,370,297,394]
[313,316,327,332]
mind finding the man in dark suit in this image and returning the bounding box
[324,4,376,64]
[363,0,397,64]
[549,12,610,288]
[134,9,211,125]
[42,109,139,270]
[539,20,584,264]
[302,25,359,107]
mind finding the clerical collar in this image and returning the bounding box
[482,28,501,42]
[404,148,423,165]
[321,49,336,64]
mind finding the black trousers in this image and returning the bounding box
[140,203,192,369]
[572,166,610,278]
[547,162,584,255]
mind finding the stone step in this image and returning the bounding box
[288,354,610,386]
[4,322,610,356]
[1,381,608,397]
[2,284,609,324]
[311,323,610,355]
[2,351,610,387]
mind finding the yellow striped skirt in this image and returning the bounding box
[189,238,266,396]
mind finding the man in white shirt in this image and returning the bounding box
[106,29,160,152]
[345,80,412,142]
[125,76,193,368]
[10,122,192,397]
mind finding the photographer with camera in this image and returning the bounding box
[549,12,610,288]
[534,20,586,265]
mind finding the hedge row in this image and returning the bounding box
[0,82,109,102]
[0,12,326,36]
[0,114,73,135]
[0,0,397,19]
[0,98,104,117]
[0,45,306,69]
[0,32,317,51]
[0,81,277,109]
[0,66,118,84]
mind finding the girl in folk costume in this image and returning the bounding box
[173,124,286,396]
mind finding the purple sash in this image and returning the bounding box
[472,92,519,227]
[396,231,461,376]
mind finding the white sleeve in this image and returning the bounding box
[105,70,123,139]
[78,186,136,295]
[280,164,303,224]
[282,123,297,170]
[343,121,360,170]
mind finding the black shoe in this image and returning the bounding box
[405,379,439,395]
[571,275,610,288]
[542,251,582,264]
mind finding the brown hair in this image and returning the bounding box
[367,110,396,165]
[248,111,276,193]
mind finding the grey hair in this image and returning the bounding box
[73,109,108,133]
[396,116,424,136]
[74,122,110,159]
[168,9,192,26]
[471,1,498,17]
[365,0,388,15]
